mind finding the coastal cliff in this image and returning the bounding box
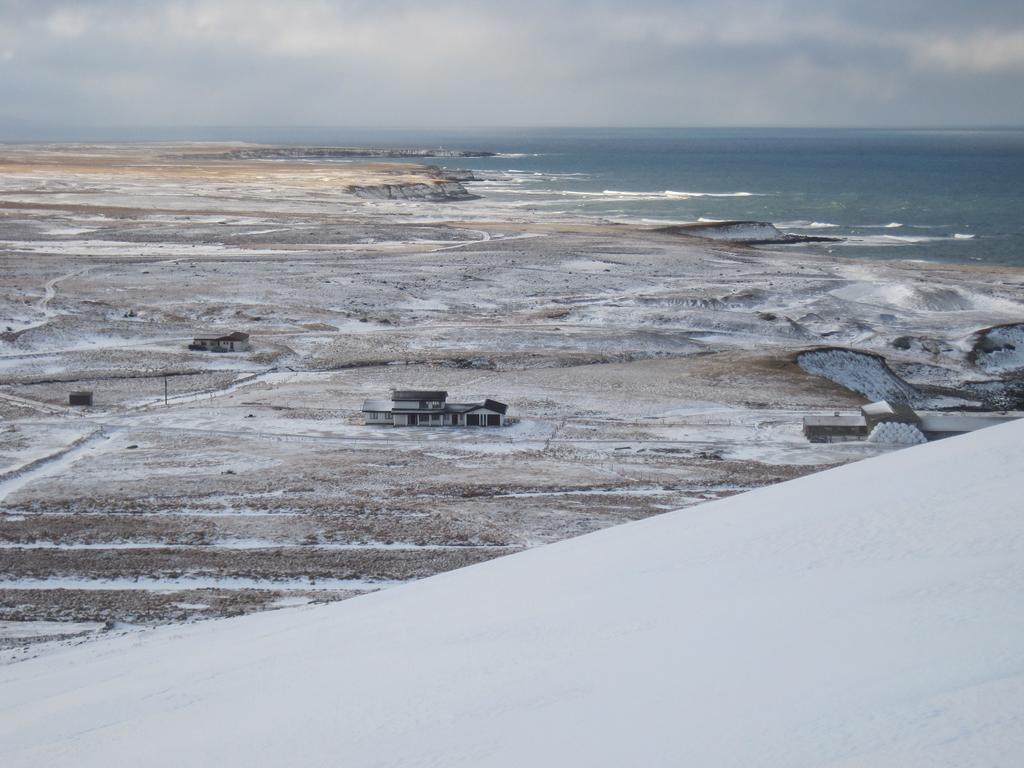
[167,144,485,201]
[346,164,480,201]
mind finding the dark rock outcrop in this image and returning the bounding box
[656,221,841,244]
[346,181,478,202]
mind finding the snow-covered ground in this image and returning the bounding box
[1,418,1020,767]
[2,142,1022,637]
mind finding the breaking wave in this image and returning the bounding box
[664,190,755,198]
[840,234,973,246]
[543,189,762,201]
[776,221,840,229]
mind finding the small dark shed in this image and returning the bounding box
[69,391,93,407]
[802,414,867,443]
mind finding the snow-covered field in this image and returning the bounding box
[1,416,1020,767]
[1,143,1022,647]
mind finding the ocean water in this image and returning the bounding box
[264,127,1024,267]
[51,125,1022,267]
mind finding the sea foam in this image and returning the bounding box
[591,190,757,200]
[664,190,754,198]
[776,221,839,229]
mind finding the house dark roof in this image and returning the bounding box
[370,392,508,415]
[443,399,508,415]
[194,331,250,342]
[391,390,448,401]
[442,403,478,414]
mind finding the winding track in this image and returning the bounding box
[0,428,113,505]
[34,267,90,321]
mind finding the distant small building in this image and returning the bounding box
[189,331,250,353]
[68,391,93,407]
[804,400,1020,443]
[363,390,509,427]
[802,413,867,443]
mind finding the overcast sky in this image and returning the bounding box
[1,0,1023,133]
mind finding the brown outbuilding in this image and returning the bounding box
[189,331,251,353]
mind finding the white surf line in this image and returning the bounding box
[0,576,403,592]
[0,428,116,506]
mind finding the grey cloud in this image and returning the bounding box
[0,0,1022,131]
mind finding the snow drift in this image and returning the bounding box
[797,347,920,403]
[971,322,1024,374]
[2,420,1023,767]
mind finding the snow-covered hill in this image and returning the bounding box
[2,420,1022,767]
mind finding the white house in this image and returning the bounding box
[363,390,509,427]
[189,331,251,353]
